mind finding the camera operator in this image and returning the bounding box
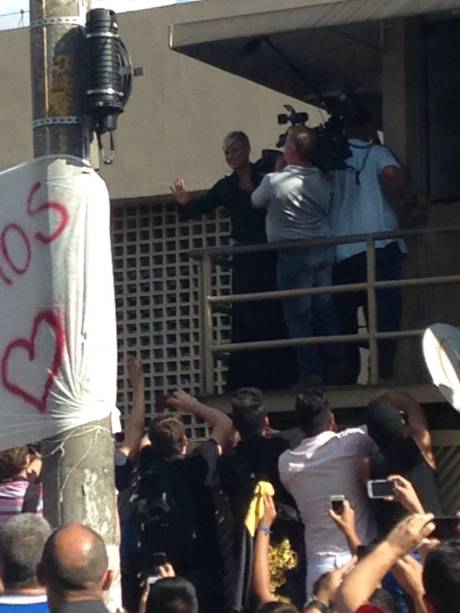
[330,110,412,384]
[172,132,296,391]
[251,126,342,384]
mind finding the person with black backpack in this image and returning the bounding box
[135,390,235,613]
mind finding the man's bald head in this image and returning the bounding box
[40,523,109,594]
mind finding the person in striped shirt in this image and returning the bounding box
[0,446,43,524]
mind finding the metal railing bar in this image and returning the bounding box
[211,255,233,269]
[210,329,425,354]
[188,224,460,259]
[196,223,460,392]
[208,282,368,304]
[206,273,460,305]
[366,274,460,290]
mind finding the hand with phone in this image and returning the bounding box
[139,557,176,613]
[386,513,435,557]
[366,479,396,499]
[431,516,460,539]
[329,496,363,554]
[387,474,424,514]
[335,513,435,613]
[330,494,345,515]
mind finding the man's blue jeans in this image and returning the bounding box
[277,246,341,381]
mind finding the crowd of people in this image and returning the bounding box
[1,373,459,613]
[173,111,411,387]
[0,115,454,612]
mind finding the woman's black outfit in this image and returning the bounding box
[180,165,297,390]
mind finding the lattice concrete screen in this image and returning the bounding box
[111,200,231,436]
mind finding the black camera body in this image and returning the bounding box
[275,104,351,173]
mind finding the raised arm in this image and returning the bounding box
[171,178,192,206]
[387,474,425,514]
[252,494,278,605]
[329,499,363,555]
[165,389,233,452]
[383,392,435,468]
[335,513,435,613]
[171,177,223,218]
[119,355,146,460]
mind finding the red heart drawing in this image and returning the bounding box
[1,310,65,413]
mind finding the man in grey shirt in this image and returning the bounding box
[251,126,341,384]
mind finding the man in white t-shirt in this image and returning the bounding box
[278,389,376,597]
[330,110,411,383]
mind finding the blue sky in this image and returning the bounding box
[0,0,197,30]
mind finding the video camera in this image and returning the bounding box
[277,104,351,173]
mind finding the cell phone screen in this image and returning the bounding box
[332,500,344,514]
[368,480,396,498]
[330,495,345,514]
[432,517,459,539]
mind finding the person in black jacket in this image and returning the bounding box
[219,387,306,611]
[172,132,297,390]
[137,390,235,613]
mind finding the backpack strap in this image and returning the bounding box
[352,144,374,186]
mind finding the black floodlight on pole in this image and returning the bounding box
[85,8,137,164]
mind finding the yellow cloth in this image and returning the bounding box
[244,480,275,537]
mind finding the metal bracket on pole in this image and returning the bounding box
[30,16,85,28]
[86,31,120,39]
[33,116,81,128]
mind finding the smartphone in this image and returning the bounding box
[432,517,460,539]
[367,479,396,499]
[330,495,345,514]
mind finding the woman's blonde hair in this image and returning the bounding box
[223,131,250,149]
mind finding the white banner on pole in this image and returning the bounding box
[0,155,117,450]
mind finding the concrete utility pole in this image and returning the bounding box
[30,0,91,158]
[29,1,119,608]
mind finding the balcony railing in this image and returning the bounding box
[188,225,460,395]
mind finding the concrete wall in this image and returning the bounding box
[382,19,460,382]
[0,5,321,201]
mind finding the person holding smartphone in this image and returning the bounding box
[363,393,442,538]
[278,390,377,597]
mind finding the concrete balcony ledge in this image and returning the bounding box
[201,382,443,413]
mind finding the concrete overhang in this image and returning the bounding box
[170,0,460,111]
